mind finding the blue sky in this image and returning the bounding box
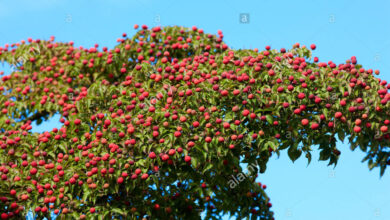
[1,0,390,219]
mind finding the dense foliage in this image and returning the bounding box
[0,25,389,219]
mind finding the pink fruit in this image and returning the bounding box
[353,126,361,133]
[149,152,156,159]
[311,123,319,130]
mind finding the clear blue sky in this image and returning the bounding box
[1,0,390,219]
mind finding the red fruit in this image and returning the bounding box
[310,44,316,50]
[69,177,76,184]
[294,109,301,114]
[335,112,342,118]
[221,90,228,96]
[179,116,186,122]
[10,202,18,209]
[117,177,124,184]
[1,213,7,219]
[90,207,95,213]
[74,119,81,125]
[311,123,319,130]
[141,173,149,180]
[168,149,176,156]
[353,126,361,133]
[250,113,257,119]
[161,154,169,161]
[187,141,195,148]
[109,159,116,165]
[184,155,191,163]
[30,168,37,175]
[301,119,309,126]
[297,93,305,99]
[193,121,200,127]
[242,109,250,116]
[96,131,103,138]
[149,152,156,159]
[380,126,388,133]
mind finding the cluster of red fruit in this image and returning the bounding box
[0,24,388,219]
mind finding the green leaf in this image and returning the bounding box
[112,208,126,215]
[82,185,91,202]
[337,130,345,142]
[203,163,213,174]
[267,140,278,151]
[288,143,301,162]
[192,157,199,168]
[319,149,331,161]
[266,114,273,124]
[306,152,312,165]
[368,160,376,170]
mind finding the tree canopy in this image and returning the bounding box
[0,25,389,219]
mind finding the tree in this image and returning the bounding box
[0,24,389,219]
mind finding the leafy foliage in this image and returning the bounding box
[0,25,389,219]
